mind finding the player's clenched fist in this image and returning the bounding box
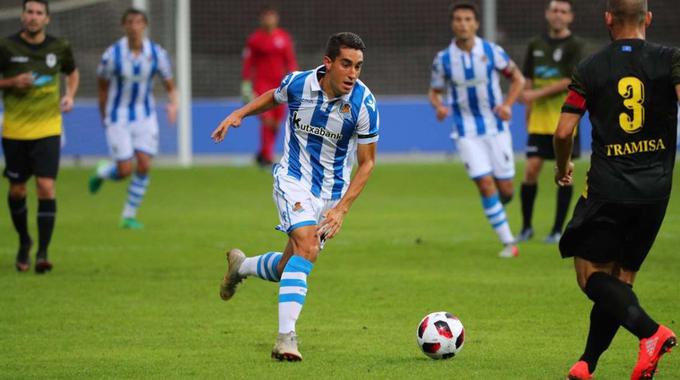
[12,72,33,89]
[211,113,243,143]
[554,162,574,187]
[435,105,450,121]
[318,208,346,240]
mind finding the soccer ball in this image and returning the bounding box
[416,311,465,359]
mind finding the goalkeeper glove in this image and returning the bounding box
[241,80,254,104]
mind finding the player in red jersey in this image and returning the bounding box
[241,5,298,166]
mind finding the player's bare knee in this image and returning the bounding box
[289,230,320,262]
[617,269,637,286]
[524,166,540,183]
[576,272,589,292]
[8,183,27,199]
[136,165,150,176]
[523,172,539,184]
[35,178,55,199]
[475,177,496,197]
[524,158,542,183]
[296,240,320,262]
[117,163,133,178]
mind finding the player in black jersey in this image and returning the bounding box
[553,1,679,379]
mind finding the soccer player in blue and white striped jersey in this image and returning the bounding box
[88,8,178,230]
[429,2,526,258]
[213,32,378,361]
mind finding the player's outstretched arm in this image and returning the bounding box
[553,112,581,186]
[211,88,278,143]
[318,142,376,240]
[163,79,179,125]
[428,88,450,121]
[61,68,80,113]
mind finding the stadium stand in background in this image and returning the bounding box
[2,0,678,97]
[0,0,678,160]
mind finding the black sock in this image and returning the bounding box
[8,194,31,245]
[37,199,57,259]
[580,303,620,373]
[584,272,659,339]
[552,185,573,233]
[520,183,537,230]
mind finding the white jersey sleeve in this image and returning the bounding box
[356,92,379,145]
[96,46,115,80]
[430,51,448,90]
[154,44,173,80]
[273,71,300,104]
[491,43,512,72]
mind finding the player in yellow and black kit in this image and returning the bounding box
[0,0,79,273]
[518,0,585,243]
[554,1,678,378]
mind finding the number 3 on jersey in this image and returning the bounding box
[618,77,645,134]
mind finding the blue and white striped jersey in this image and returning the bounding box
[431,37,513,138]
[273,65,379,200]
[97,37,173,124]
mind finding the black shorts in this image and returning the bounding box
[559,196,669,271]
[2,135,61,183]
[526,133,581,159]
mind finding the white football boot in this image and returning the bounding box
[219,249,246,301]
[498,243,519,258]
[271,331,302,361]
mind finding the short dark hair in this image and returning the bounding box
[260,5,278,15]
[23,0,49,14]
[121,8,148,24]
[449,1,480,21]
[324,32,366,60]
[607,0,647,25]
[547,0,573,10]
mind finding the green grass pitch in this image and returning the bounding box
[1,162,678,379]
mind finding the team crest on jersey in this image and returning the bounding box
[553,48,563,62]
[292,202,304,213]
[46,53,57,68]
[339,103,351,114]
[533,50,545,57]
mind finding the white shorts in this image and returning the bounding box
[272,166,338,237]
[105,116,159,161]
[455,131,515,180]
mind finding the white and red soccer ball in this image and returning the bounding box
[416,311,465,359]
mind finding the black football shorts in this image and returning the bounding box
[559,196,668,271]
[2,135,61,183]
[526,133,581,159]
